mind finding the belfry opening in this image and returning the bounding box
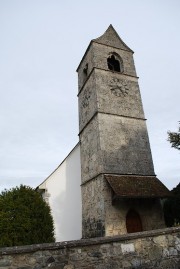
[107,55,121,72]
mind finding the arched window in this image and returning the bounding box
[107,54,123,72]
[126,209,143,233]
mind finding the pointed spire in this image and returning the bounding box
[93,24,133,52]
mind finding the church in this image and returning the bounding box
[37,25,170,242]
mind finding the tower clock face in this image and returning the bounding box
[109,78,129,97]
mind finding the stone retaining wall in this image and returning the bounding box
[0,227,180,269]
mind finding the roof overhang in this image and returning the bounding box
[105,174,170,199]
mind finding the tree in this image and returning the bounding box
[0,185,55,247]
[168,122,180,150]
[163,183,180,227]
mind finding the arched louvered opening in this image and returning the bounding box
[107,55,121,72]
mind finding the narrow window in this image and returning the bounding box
[107,55,120,72]
[83,63,88,76]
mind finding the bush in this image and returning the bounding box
[163,183,180,227]
[0,185,55,247]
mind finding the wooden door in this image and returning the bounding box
[126,209,143,233]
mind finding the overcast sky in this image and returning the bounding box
[0,0,179,192]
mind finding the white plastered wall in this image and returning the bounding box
[38,144,82,242]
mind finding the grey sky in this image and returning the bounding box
[0,0,180,192]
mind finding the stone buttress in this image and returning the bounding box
[77,25,170,238]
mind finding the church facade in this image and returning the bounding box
[37,25,170,241]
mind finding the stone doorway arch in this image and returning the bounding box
[126,209,143,233]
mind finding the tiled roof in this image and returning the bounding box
[105,175,170,198]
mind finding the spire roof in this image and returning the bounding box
[76,25,133,71]
[93,24,133,52]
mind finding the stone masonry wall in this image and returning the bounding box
[81,175,165,238]
[105,198,165,236]
[81,175,106,238]
[0,227,180,269]
[98,113,154,175]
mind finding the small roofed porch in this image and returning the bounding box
[104,174,170,235]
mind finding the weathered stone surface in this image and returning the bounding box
[28,257,36,265]
[87,251,102,258]
[148,245,162,260]
[78,26,167,239]
[0,227,179,269]
[153,235,167,247]
[162,248,169,257]
[122,260,131,268]
[0,257,11,266]
[17,267,32,269]
[63,266,74,269]
[169,247,178,256]
[159,258,180,269]
[131,258,142,267]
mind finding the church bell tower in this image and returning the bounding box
[77,25,169,238]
